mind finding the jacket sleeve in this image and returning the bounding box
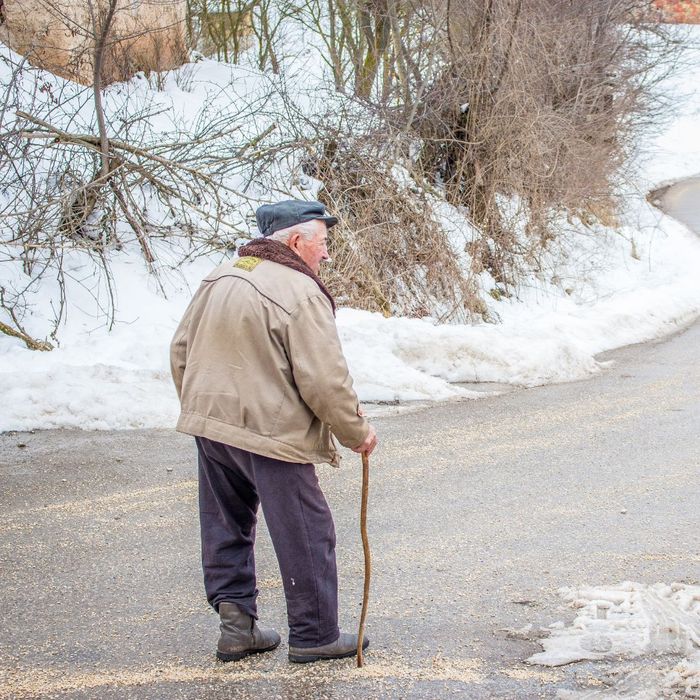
[286,294,369,449]
[170,301,194,401]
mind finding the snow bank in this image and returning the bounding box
[3,204,700,432]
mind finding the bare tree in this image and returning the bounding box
[89,0,119,180]
[298,0,443,103]
[188,0,257,63]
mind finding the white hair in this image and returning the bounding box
[268,220,322,243]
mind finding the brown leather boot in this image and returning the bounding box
[216,602,281,662]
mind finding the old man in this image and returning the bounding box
[170,199,377,663]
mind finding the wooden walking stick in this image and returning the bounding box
[357,451,371,667]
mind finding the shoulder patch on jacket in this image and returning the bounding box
[234,256,262,272]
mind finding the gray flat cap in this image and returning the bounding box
[255,200,338,237]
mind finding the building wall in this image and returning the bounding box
[654,0,700,23]
[0,0,187,86]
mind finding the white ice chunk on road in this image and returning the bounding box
[528,582,700,668]
[664,651,700,697]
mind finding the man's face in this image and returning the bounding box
[291,220,329,275]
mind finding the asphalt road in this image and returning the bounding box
[1,315,699,699]
[651,175,700,234]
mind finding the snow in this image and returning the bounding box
[636,28,700,188]
[528,582,700,698]
[2,29,700,432]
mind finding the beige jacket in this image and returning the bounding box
[170,256,369,466]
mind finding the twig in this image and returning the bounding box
[90,0,118,180]
[109,179,155,264]
[0,320,53,351]
[16,110,274,201]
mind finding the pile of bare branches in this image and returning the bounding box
[0,45,285,347]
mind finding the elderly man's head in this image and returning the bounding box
[269,220,329,274]
[255,200,337,274]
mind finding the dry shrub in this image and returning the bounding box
[408,0,679,286]
[305,138,485,322]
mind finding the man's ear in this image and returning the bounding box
[287,231,302,255]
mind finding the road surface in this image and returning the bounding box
[650,175,700,234]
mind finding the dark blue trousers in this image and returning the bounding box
[195,436,340,648]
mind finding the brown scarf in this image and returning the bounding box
[238,238,336,315]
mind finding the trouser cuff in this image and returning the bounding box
[288,626,340,648]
